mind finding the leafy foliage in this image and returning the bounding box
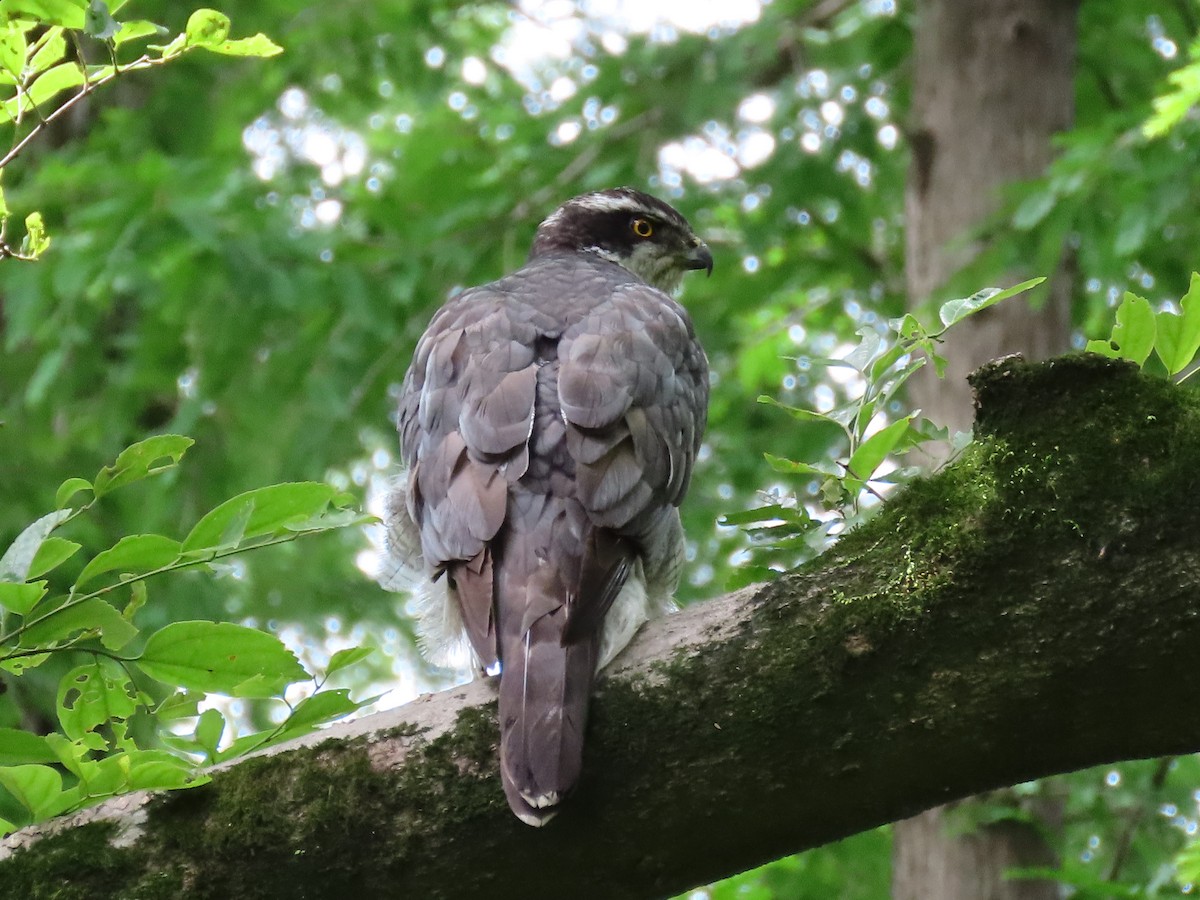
[0,1,279,259]
[1145,32,1200,138]
[1087,274,1200,378]
[0,436,373,835]
[725,278,1044,586]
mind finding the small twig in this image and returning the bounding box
[861,481,887,504]
[10,76,51,127]
[0,53,163,172]
[0,528,316,648]
[1,74,110,171]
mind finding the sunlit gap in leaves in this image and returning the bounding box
[501,0,770,168]
[500,0,764,88]
[1146,14,1179,60]
[242,84,378,239]
[657,4,900,190]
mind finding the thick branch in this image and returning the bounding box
[4,355,1200,899]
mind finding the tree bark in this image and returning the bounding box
[2,356,1199,899]
[900,0,1080,895]
[906,0,1078,435]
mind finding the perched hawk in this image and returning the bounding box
[385,188,711,826]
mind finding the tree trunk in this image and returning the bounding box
[906,0,1077,434]
[898,0,1080,897]
[3,356,1199,899]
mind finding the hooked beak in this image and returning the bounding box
[683,240,714,277]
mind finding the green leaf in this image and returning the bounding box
[843,327,883,372]
[282,689,361,732]
[1177,836,1200,885]
[1155,273,1200,376]
[71,751,130,798]
[56,658,140,740]
[27,537,81,579]
[326,647,374,678]
[0,22,26,78]
[1146,59,1200,139]
[0,729,56,766]
[763,453,839,478]
[869,340,913,383]
[718,504,815,528]
[870,360,929,424]
[184,8,229,47]
[137,621,309,697]
[760,397,847,448]
[0,509,70,582]
[74,534,181,590]
[938,278,1046,329]
[12,62,84,116]
[54,477,92,509]
[890,313,926,341]
[127,750,206,791]
[181,483,340,553]
[19,597,138,651]
[202,33,283,58]
[148,30,186,57]
[123,580,147,621]
[1011,190,1056,230]
[82,0,117,39]
[112,19,162,47]
[1085,292,1156,366]
[194,707,225,759]
[1113,205,1148,256]
[212,728,273,763]
[26,26,64,75]
[92,435,193,497]
[153,690,203,721]
[0,652,48,675]
[0,581,47,616]
[847,417,913,482]
[0,765,65,819]
[0,0,86,29]
[756,395,842,427]
[42,732,93,781]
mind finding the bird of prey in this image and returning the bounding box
[384,188,711,826]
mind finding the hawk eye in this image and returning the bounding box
[631,218,654,238]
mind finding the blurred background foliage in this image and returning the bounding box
[3,0,1200,894]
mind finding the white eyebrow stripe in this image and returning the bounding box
[536,189,693,240]
[569,194,646,214]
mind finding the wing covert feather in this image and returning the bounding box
[397,288,545,664]
[559,283,708,535]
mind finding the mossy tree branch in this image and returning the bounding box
[3,355,1199,900]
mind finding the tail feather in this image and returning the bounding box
[497,573,600,825]
[492,492,607,826]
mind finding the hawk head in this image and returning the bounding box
[530,187,714,292]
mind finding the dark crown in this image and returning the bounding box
[530,188,693,258]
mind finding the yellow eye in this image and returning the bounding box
[631,218,654,238]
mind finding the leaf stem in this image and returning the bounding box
[0,529,319,649]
